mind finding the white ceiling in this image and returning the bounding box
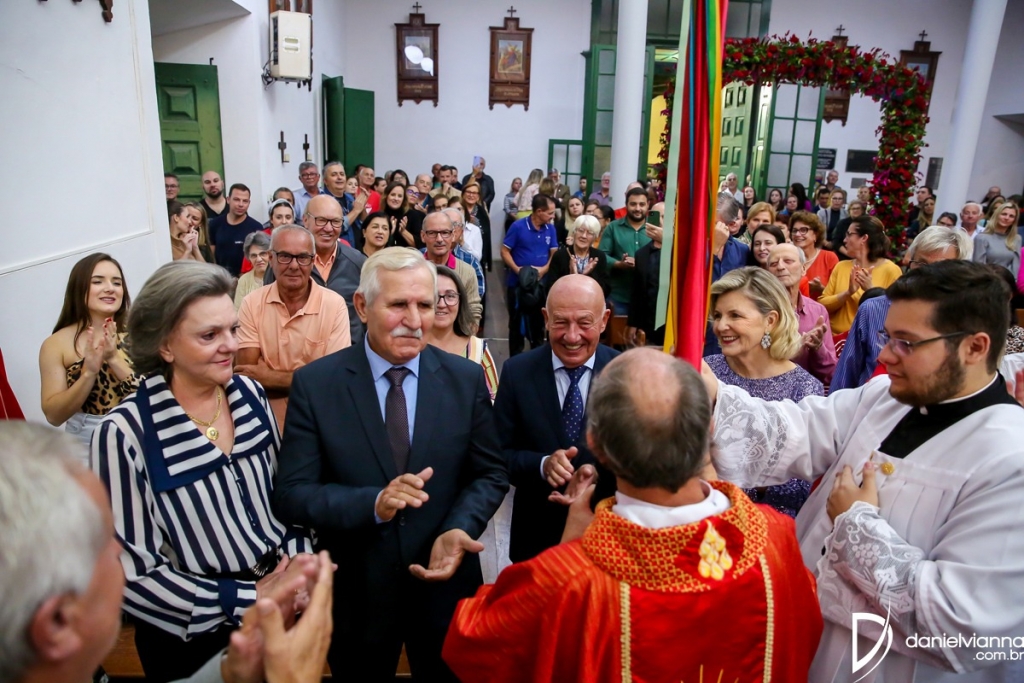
[148,0,250,37]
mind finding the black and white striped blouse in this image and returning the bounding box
[91,373,313,639]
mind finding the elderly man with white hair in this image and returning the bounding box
[273,247,507,682]
[832,225,973,390]
[768,242,838,385]
[0,422,333,683]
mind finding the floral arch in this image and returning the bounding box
[662,35,931,252]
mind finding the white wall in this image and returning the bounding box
[152,0,348,218]
[769,0,1024,202]
[0,0,169,422]
[340,0,591,219]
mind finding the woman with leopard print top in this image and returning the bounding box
[39,253,137,455]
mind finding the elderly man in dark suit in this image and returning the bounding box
[265,194,366,344]
[495,274,619,563]
[273,247,508,683]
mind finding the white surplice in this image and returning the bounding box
[713,372,1024,683]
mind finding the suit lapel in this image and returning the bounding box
[344,345,399,480]
[534,346,568,444]
[408,347,441,474]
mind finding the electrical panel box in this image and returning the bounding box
[270,11,312,80]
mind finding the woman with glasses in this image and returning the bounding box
[819,215,902,335]
[705,267,823,517]
[460,181,492,271]
[789,210,838,300]
[547,215,609,296]
[234,231,272,309]
[91,262,315,682]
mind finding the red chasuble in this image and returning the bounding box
[444,481,822,682]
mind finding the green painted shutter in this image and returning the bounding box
[154,63,224,203]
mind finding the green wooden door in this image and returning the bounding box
[581,45,657,190]
[749,86,774,198]
[548,139,585,195]
[322,76,375,171]
[761,83,824,196]
[154,63,224,203]
[718,82,755,187]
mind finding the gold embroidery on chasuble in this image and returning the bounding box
[581,481,769,592]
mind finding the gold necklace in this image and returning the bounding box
[183,387,223,441]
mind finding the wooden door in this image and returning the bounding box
[154,63,224,203]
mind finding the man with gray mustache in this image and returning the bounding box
[274,247,508,682]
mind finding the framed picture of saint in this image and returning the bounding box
[395,11,439,106]
[489,15,533,110]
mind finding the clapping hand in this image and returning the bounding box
[375,467,433,522]
[409,529,484,582]
[1008,369,1024,405]
[81,325,112,375]
[854,266,874,291]
[801,316,827,351]
[713,221,730,252]
[807,276,824,298]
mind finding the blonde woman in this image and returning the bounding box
[973,201,1021,279]
[515,168,544,218]
[705,266,823,516]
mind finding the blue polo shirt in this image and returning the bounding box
[209,214,264,276]
[503,216,558,287]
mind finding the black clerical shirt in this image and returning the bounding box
[878,374,1021,459]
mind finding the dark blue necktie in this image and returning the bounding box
[561,366,588,445]
[384,367,411,473]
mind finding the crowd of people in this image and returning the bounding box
[3,158,1023,683]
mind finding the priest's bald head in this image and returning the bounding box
[587,348,711,494]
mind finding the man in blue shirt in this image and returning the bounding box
[502,194,558,356]
[208,183,264,276]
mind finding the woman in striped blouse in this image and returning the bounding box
[91,261,315,683]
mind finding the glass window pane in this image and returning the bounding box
[648,0,669,35]
[771,118,794,153]
[599,49,616,74]
[748,2,763,36]
[775,84,798,118]
[567,144,583,175]
[793,120,817,154]
[798,86,821,119]
[767,153,790,187]
[791,155,813,187]
[725,3,750,39]
[594,146,612,176]
[668,0,683,33]
[597,74,615,110]
[596,111,614,145]
[552,145,568,172]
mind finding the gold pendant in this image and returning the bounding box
[206,426,219,441]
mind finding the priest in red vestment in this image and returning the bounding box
[444,348,822,682]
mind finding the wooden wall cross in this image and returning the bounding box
[303,134,311,161]
[42,0,113,23]
[278,132,288,163]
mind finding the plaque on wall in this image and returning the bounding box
[926,157,943,190]
[817,148,837,171]
[396,8,439,106]
[846,149,877,174]
[900,33,941,115]
[488,9,533,110]
[823,31,852,125]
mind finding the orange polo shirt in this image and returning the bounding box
[237,281,351,425]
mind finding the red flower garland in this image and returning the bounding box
[659,35,930,254]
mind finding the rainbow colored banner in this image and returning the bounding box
[658,0,728,366]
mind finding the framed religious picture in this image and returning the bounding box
[489,12,533,110]
[395,9,439,106]
[823,32,852,125]
[900,33,941,115]
[269,1,312,14]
